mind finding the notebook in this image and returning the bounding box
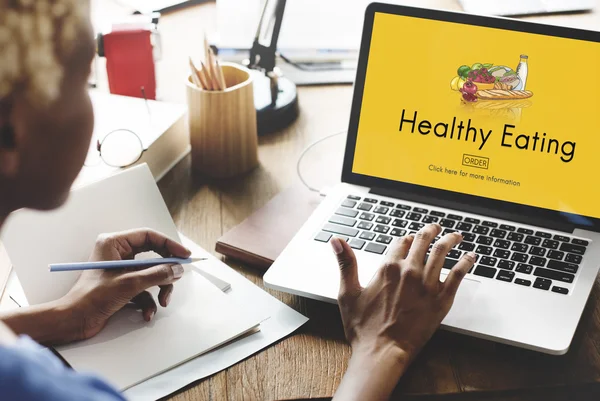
[1,164,266,390]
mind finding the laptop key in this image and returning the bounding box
[413,207,428,214]
[406,213,422,221]
[559,243,586,256]
[493,249,510,259]
[490,229,507,239]
[364,198,378,204]
[511,243,528,253]
[542,239,559,249]
[422,215,439,223]
[475,245,493,255]
[516,263,533,274]
[456,222,473,231]
[529,256,547,267]
[565,253,582,264]
[476,236,493,245]
[357,203,373,211]
[462,233,476,242]
[496,270,515,282]
[359,213,375,221]
[349,238,366,250]
[447,214,463,221]
[392,219,408,228]
[473,226,489,235]
[347,195,361,200]
[480,256,497,267]
[535,231,552,239]
[511,252,528,262]
[376,235,393,245]
[396,204,411,210]
[333,235,349,242]
[474,265,497,278]
[547,260,578,274]
[482,221,498,228]
[374,225,390,234]
[442,229,458,236]
[507,232,524,242]
[448,249,462,259]
[534,267,574,283]
[374,206,389,215]
[409,222,425,231]
[390,209,405,218]
[359,231,376,241]
[552,286,569,295]
[430,211,445,217]
[376,216,391,224]
[314,232,332,243]
[341,199,357,208]
[524,236,542,246]
[365,242,386,254]
[390,228,406,237]
[440,219,456,228]
[458,242,475,251]
[517,228,534,235]
[533,277,552,290]
[553,235,570,242]
[498,260,515,270]
[494,239,510,249]
[572,239,589,246]
[547,250,564,260]
[464,217,480,224]
[529,247,546,257]
[357,221,373,230]
[499,224,516,231]
[329,215,357,227]
[336,207,358,218]
[515,278,532,287]
[380,201,394,207]
[323,224,359,237]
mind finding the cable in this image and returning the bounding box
[296,130,346,194]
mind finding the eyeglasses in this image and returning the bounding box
[84,129,145,168]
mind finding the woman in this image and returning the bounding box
[0,1,475,400]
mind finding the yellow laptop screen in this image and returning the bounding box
[352,12,600,219]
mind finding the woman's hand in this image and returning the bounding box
[331,223,476,401]
[61,228,191,341]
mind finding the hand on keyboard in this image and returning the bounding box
[330,224,476,401]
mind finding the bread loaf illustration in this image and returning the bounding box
[476,90,533,100]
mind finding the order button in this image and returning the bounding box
[462,154,489,170]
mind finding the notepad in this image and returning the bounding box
[1,164,266,390]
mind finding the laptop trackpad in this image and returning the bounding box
[442,276,481,327]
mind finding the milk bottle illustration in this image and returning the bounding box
[515,54,528,90]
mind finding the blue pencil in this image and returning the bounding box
[49,257,207,272]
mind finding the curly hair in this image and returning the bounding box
[0,0,90,107]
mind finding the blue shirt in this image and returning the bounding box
[0,336,125,401]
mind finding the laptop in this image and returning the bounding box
[459,0,594,17]
[264,3,600,355]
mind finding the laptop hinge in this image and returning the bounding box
[370,187,575,233]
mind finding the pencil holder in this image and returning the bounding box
[186,62,259,178]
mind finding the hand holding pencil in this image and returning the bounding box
[189,35,227,91]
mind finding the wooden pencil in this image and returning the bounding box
[216,59,227,90]
[188,57,204,89]
[207,47,222,91]
[200,61,214,91]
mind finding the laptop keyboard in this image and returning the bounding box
[314,194,591,296]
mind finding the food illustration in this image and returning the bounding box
[450,56,532,103]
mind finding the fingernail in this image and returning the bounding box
[171,264,184,279]
[467,251,477,260]
[330,238,343,255]
[149,311,155,321]
[165,291,172,306]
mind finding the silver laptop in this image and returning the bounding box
[459,0,594,17]
[264,3,600,355]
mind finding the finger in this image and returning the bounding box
[158,284,174,307]
[407,224,442,265]
[131,291,158,322]
[106,229,191,259]
[330,237,362,300]
[123,263,184,294]
[384,235,414,263]
[442,251,477,300]
[424,232,463,285]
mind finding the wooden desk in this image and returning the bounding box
[96,1,600,400]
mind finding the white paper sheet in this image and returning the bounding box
[123,234,309,401]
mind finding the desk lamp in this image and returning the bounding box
[245,0,299,135]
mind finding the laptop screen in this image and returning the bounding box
[351,11,600,221]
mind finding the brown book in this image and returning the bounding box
[216,186,323,270]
